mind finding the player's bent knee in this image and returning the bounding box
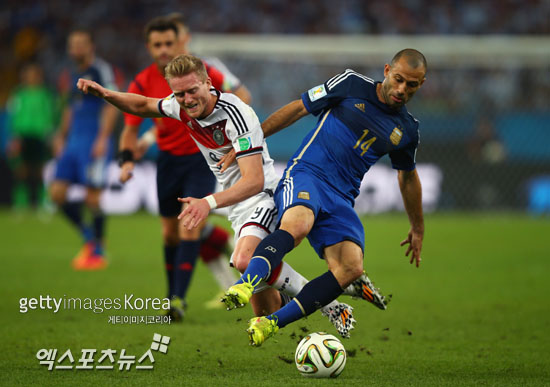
[232,252,252,273]
[161,227,179,246]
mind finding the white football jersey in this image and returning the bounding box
[158,89,280,223]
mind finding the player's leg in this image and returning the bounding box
[156,150,193,321]
[160,216,179,299]
[169,153,213,313]
[226,205,313,293]
[231,233,281,316]
[223,173,319,306]
[50,152,95,263]
[72,186,108,270]
[199,222,237,291]
[247,241,362,346]
[73,155,109,270]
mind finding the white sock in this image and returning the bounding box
[270,262,339,311]
[270,261,308,296]
[206,257,238,289]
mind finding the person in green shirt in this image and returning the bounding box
[6,63,57,210]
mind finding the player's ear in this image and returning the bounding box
[383,64,391,78]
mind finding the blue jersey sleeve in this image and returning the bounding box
[389,142,418,171]
[301,69,360,116]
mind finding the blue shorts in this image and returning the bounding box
[274,168,364,259]
[54,148,109,188]
[156,151,216,217]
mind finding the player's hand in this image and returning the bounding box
[400,228,423,267]
[217,148,236,173]
[119,161,135,183]
[177,197,211,230]
[77,78,106,98]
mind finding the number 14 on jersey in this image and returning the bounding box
[353,129,377,156]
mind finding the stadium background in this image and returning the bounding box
[0,0,549,212]
[0,1,549,385]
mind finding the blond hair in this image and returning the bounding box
[164,54,207,81]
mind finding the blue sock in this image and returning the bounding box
[235,229,294,286]
[61,201,92,242]
[164,245,177,298]
[173,240,201,300]
[92,210,105,246]
[268,271,343,328]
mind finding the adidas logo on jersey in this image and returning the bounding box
[355,103,365,112]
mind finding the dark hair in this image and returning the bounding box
[391,48,427,73]
[143,16,179,42]
[69,27,94,43]
[165,12,189,34]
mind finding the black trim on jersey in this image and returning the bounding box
[260,207,277,230]
[217,100,249,136]
[239,222,271,237]
[158,99,167,116]
[327,69,374,90]
[235,146,263,158]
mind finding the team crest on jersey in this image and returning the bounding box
[213,129,225,145]
[308,84,327,102]
[297,191,310,200]
[354,103,365,112]
[390,127,403,146]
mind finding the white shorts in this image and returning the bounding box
[229,191,278,244]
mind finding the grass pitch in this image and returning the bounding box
[0,210,549,386]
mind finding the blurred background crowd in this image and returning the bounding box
[0,0,549,212]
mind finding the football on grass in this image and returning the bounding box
[295,332,346,378]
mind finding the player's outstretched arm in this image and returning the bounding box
[398,169,424,267]
[261,99,309,138]
[76,78,163,119]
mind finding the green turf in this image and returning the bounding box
[1,210,549,386]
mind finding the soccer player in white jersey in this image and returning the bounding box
[76,53,374,337]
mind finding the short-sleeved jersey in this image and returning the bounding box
[124,59,236,156]
[65,57,117,150]
[289,68,420,203]
[158,89,279,222]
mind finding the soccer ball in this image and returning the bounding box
[295,332,347,378]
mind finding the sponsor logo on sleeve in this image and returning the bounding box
[308,84,327,102]
[238,137,251,151]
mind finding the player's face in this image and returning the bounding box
[168,72,214,119]
[68,32,94,66]
[380,58,426,109]
[147,30,178,69]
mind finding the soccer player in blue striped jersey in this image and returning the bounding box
[50,29,119,270]
[225,48,427,346]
